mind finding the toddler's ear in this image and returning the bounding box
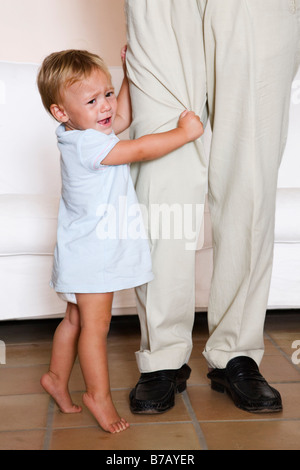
[50,104,69,123]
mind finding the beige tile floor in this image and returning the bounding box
[0,311,300,450]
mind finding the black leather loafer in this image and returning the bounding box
[207,356,282,413]
[129,364,191,414]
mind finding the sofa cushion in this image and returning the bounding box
[268,243,300,308]
[0,61,61,196]
[274,188,300,243]
[0,194,59,255]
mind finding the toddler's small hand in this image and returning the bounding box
[178,110,204,142]
[121,45,127,65]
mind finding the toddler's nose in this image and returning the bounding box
[100,98,111,112]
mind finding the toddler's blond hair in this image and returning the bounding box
[37,49,111,117]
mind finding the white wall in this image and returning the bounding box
[0,0,126,66]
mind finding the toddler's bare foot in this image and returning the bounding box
[41,371,82,413]
[83,392,129,434]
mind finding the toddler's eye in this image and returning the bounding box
[88,98,96,104]
[106,91,114,98]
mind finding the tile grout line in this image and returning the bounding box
[181,390,208,450]
[198,417,300,424]
[42,397,55,450]
[264,331,300,374]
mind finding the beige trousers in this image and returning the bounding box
[125,0,300,371]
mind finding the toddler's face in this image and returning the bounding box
[59,68,117,134]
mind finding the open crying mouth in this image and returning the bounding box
[99,117,111,125]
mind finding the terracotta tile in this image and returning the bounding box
[50,423,202,450]
[275,383,300,419]
[0,430,45,450]
[1,313,300,451]
[266,336,300,369]
[4,343,52,367]
[201,420,300,450]
[260,355,300,383]
[188,358,210,385]
[67,357,140,392]
[273,338,300,358]
[189,340,207,360]
[108,360,140,390]
[0,394,49,431]
[107,343,139,368]
[267,329,300,341]
[107,329,141,346]
[188,382,300,421]
[51,392,93,428]
[187,384,261,421]
[58,360,140,395]
[0,365,48,395]
[263,338,284,355]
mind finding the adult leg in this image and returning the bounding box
[40,302,82,413]
[76,293,129,433]
[125,0,207,413]
[203,0,300,411]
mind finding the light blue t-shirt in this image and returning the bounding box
[50,124,153,293]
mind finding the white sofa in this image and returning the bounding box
[0,60,299,320]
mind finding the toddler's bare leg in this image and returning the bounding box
[76,293,129,434]
[41,302,82,413]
